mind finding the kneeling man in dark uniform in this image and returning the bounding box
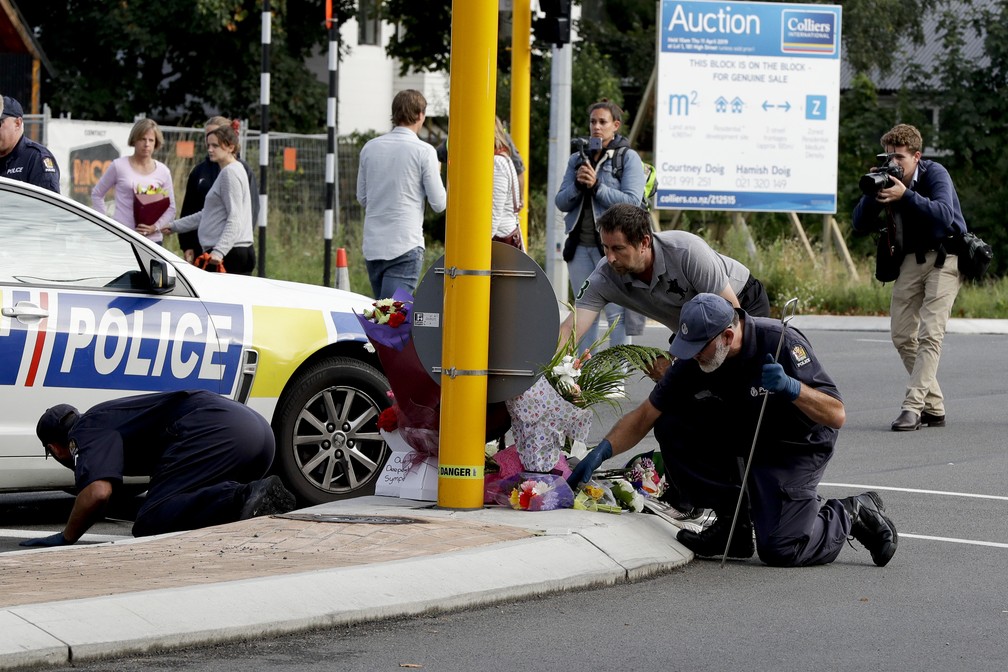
[22,390,296,547]
[569,293,898,567]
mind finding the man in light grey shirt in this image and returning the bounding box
[560,204,770,378]
[357,89,447,298]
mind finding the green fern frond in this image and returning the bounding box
[584,344,668,377]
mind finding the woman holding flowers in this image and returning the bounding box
[161,121,255,275]
[91,118,176,244]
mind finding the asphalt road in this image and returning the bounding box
[6,326,1008,671]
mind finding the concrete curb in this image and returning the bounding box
[0,506,690,669]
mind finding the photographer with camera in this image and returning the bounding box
[556,100,645,355]
[852,123,966,432]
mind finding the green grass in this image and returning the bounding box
[166,211,1008,318]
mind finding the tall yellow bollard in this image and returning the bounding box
[437,0,498,509]
[510,0,532,242]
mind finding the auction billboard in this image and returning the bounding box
[655,0,842,213]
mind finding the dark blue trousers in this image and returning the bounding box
[132,398,275,537]
[655,404,850,567]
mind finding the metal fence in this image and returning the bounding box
[26,114,365,239]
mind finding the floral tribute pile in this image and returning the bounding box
[355,289,440,462]
[488,313,667,512]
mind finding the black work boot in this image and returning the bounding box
[840,491,898,567]
[239,475,297,520]
[676,513,754,560]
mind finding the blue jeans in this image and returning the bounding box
[567,243,629,354]
[366,247,425,299]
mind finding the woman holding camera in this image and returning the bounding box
[555,100,645,354]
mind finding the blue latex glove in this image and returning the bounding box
[19,532,71,548]
[567,439,613,489]
[761,353,801,401]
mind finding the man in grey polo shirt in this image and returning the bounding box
[559,203,770,378]
[357,89,447,299]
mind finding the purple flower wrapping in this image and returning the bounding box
[354,287,415,351]
[487,472,574,511]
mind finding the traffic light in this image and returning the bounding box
[533,0,571,47]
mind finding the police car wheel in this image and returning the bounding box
[273,356,392,505]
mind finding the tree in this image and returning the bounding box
[382,0,452,74]
[21,1,355,131]
[914,0,1008,274]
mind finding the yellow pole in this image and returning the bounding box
[510,0,532,242]
[438,0,498,509]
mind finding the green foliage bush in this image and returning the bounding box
[203,207,1006,319]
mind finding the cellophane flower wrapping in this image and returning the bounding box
[572,480,624,514]
[133,188,171,226]
[487,472,574,511]
[626,456,667,499]
[355,289,440,458]
[594,455,667,509]
[354,287,415,351]
[505,376,592,472]
[483,444,571,504]
[609,478,645,512]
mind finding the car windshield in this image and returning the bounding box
[0,189,143,288]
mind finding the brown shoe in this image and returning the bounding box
[921,410,946,427]
[890,410,920,431]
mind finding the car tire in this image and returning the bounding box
[273,356,391,505]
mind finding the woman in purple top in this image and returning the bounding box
[91,118,176,244]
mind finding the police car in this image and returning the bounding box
[0,177,392,505]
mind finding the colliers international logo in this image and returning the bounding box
[780,10,837,55]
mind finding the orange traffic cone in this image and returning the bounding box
[335,247,351,291]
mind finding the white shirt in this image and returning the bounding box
[491,154,520,238]
[357,126,446,261]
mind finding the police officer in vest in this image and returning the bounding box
[0,95,61,193]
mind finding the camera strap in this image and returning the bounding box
[918,243,947,268]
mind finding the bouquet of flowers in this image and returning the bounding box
[573,481,623,514]
[355,289,440,459]
[133,184,171,226]
[486,472,574,511]
[609,478,646,512]
[587,454,668,513]
[596,455,667,496]
[505,311,666,473]
[358,293,413,350]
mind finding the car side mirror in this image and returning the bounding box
[149,259,176,292]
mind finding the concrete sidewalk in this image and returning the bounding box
[0,496,692,670]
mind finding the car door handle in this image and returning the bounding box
[1,302,50,321]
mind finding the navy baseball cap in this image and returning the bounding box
[1,95,24,119]
[36,404,79,448]
[669,293,735,360]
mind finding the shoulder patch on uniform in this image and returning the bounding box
[43,157,56,172]
[575,278,590,300]
[790,344,811,368]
